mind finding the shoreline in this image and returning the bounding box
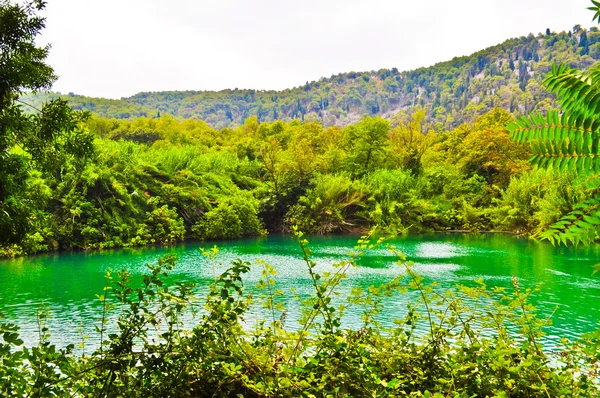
[0,228,533,261]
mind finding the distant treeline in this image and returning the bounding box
[23,26,600,129]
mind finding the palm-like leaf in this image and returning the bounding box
[589,0,600,23]
[507,56,600,245]
[539,193,600,246]
[545,63,600,115]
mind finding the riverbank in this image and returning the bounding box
[0,227,528,260]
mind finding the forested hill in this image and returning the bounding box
[25,26,600,129]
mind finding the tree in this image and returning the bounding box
[580,31,589,48]
[342,117,390,177]
[507,0,600,245]
[388,109,435,175]
[0,0,94,244]
[259,137,286,195]
[580,31,590,55]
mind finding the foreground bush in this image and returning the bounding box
[1,232,599,397]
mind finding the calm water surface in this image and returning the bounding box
[1,233,599,349]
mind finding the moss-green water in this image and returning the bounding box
[1,233,599,348]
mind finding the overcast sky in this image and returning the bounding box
[39,0,593,99]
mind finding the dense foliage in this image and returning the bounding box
[0,0,94,245]
[5,106,578,257]
[23,24,600,130]
[505,2,600,247]
[2,235,600,397]
[6,6,597,258]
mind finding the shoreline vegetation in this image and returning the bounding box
[1,108,580,259]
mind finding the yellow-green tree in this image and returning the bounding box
[343,116,390,177]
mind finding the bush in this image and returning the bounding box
[193,194,265,240]
[363,169,419,234]
[285,174,368,234]
[140,203,186,245]
[491,169,586,234]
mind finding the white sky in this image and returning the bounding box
[39,0,594,99]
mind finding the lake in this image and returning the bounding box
[1,233,599,349]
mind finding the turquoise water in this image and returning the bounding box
[1,233,599,348]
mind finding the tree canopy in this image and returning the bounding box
[23,23,600,130]
[0,0,94,244]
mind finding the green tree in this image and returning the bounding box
[343,116,390,177]
[0,0,94,244]
[388,109,435,175]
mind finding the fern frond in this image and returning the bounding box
[544,63,600,117]
[539,193,600,246]
[575,172,600,190]
[589,0,600,24]
[507,109,600,174]
[507,109,599,144]
[509,3,600,246]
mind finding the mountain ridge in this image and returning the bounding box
[24,26,600,129]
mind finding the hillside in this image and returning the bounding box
[24,26,600,129]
